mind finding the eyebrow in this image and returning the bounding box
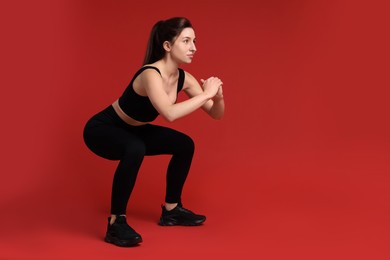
[182,36,196,40]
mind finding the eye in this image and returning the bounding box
[184,39,189,44]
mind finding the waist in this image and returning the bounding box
[112,99,150,126]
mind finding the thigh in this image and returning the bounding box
[140,124,194,156]
[84,119,145,160]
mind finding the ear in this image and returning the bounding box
[163,41,171,52]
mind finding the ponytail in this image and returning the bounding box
[143,17,193,65]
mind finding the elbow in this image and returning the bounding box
[158,106,177,122]
[166,117,176,123]
[211,113,224,120]
[209,105,225,120]
[161,112,177,122]
[210,109,224,120]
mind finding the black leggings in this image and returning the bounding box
[83,106,194,215]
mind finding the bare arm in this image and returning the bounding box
[141,70,220,122]
[184,72,225,120]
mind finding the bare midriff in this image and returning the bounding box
[111,99,150,126]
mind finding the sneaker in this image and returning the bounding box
[104,215,142,247]
[158,204,206,226]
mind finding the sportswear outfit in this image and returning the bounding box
[83,66,206,246]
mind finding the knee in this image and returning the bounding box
[123,141,146,161]
[177,134,195,154]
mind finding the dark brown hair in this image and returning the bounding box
[143,17,193,65]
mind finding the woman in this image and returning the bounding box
[83,17,224,247]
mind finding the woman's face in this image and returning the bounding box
[169,27,197,64]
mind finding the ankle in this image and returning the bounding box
[164,203,178,211]
[110,214,126,225]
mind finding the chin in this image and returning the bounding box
[177,58,193,65]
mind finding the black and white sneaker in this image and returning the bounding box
[104,215,142,247]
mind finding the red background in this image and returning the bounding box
[1,0,390,259]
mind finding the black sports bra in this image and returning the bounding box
[118,66,185,122]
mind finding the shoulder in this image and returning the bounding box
[139,65,162,76]
[183,70,199,89]
[132,66,163,94]
[183,70,195,80]
[138,66,162,83]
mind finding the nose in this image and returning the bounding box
[191,42,197,52]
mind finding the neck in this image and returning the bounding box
[156,57,179,77]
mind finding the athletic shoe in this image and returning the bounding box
[104,215,142,246]
[158,204,206,226]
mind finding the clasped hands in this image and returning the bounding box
[201,76,224,99]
